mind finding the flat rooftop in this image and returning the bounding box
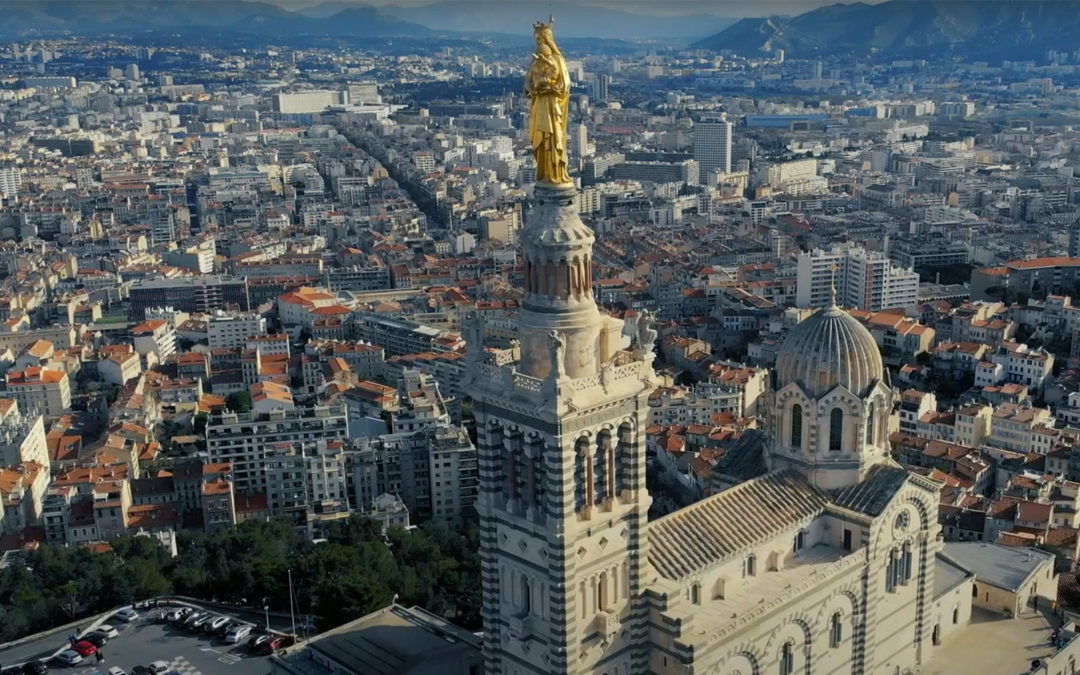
[921,608,1073,675]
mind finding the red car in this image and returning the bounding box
[257,635,294,655]
[72,640,97,657]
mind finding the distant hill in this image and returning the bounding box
[377,0,733,41]
[694,0,1080,61]
[0,0,430,39]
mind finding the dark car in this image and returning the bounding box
[82,632,110,648]
[246,634,272,651]
[21,663,47,675]
[214,621,239,639]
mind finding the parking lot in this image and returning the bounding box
[3,606,278,675]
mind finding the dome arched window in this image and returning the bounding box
[866,402,875,445]
[790,404,803,450]
[829,408,843,452]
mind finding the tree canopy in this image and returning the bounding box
[0,517,480,643]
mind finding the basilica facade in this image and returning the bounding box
[464,175,978,674]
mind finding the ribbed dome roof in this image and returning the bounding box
[775,305,884,398]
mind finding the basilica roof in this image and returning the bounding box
[831,463,910,517]
[647,470,828,580]
[775,304,884,398]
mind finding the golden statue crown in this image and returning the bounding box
[534,19,553,32]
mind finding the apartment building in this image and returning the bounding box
[129,276,249,318]
[0,398,48,468]
[131,319,177,361]
[207,311,267,349]
[205,405,348,493]
[989,403,1055,453]
[4,367,71,418]
[796,245,919,311]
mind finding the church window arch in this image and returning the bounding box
[829,408,844,452]
[829,612,843,648]
[866,402,875,445]
[743,554,756,578]
[790,404,803,450]
[521,573,532,615]
[573,438,588,512]
[779,641,794,675]
[594,432,610,504]
[616,423,633,494]
[597,573,608,611]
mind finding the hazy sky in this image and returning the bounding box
[273,0,890,18]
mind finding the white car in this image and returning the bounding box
[108,668,128,675]
[225,624,253,644]
[205,615,229,632]
[114,606,139,622]
[53,649,83,665]
[95,624,120,638]
[148,661,170,674]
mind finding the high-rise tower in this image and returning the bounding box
[466,23,657,675]
[693,114,732,179]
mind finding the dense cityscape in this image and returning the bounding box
[0,0,1079,673]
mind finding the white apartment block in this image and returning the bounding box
[208,311,267,349]
[797,245,919,311]
[0,399,48,468]
[764,158,828,195]
[132,319,177,361]
[0,167,21,198]
[205,405,348,494]
[4,367,71,418]
[263,440,350,516]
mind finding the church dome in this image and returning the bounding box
[775,305,884,398]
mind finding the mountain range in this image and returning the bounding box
[694,0,1080,61]
[0,0,732,42]
[0,0,429,40]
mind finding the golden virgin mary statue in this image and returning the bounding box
[525,21,572,185]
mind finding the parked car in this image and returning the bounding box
[114,607,139,623]
[203,616,229,634]
[188,614,211,630]
[51,650,83,666]
[95,624,119,639]
[107,668,128,675]
[71,641,97,657]
[147,661,170,675]
[257,635,294,655]
[81,631,110,647]
[225,624,253,644]
[181,612,205,628]
[20,662,47,674]
[165,607,191,623]
[214,621,241,639]
[246,634,272,651]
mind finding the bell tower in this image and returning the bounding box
[467,179,657,675]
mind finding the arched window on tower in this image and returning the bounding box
[573,440,587,513]
[779,642,794,675]
[829,408,844,452]
[593,441,608,504]
[790,404,803,450]
[830,611,843,647]
[521,574,532,615]
[866,402,875,445]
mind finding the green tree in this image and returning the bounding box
[225,391,253,413]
